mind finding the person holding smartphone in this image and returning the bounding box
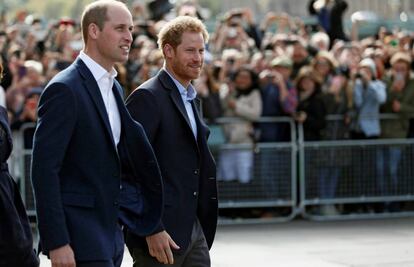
[350,57,386,202]
[377,52,414,203]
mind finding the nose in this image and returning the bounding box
[125,31,132,44]
[194,51,203,63]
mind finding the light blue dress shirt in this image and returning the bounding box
[164,69,198,139]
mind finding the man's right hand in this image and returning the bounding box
[49,244,76,267]
[146,231,180,264]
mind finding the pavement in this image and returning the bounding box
[39,217,414,267]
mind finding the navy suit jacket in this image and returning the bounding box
[0,106,39,266]
[125,69,218,253]
[31,58,163,261]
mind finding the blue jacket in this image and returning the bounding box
[31,58,163,261]
[353,79,386,137]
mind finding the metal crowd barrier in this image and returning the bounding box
[299,114,414,220]
[212,117,298,224]
[10,114,414,224]
[10,123,36,217]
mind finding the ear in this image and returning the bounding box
[88,23,100,41]
[163,44,174,59]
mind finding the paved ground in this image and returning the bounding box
[39,217,414,266]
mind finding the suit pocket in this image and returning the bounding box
[62,192,95,208]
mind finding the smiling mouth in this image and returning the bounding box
[120,45,130,53]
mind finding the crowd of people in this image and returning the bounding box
[1,0,414,215]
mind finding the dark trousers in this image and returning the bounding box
[76,224,124,267]
[130,219,210,267]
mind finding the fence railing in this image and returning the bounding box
[211,117,298,223]
[11,114,414,223]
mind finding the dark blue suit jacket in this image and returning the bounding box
[0,106,39,267]
[31,58,163,261]
[125,69,218,253]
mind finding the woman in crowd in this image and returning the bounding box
[350,57,386,199]
[295,66,326,211]
[318,64,353,214]
[377,52,414,198]
[312,50,338,94]
[295,66,326,141]
[218,66,262,184]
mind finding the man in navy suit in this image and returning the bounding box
[31,1,163,266]
[126,16,218,266]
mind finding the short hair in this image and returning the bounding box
[157,16,209,54]
[81,0,127,45]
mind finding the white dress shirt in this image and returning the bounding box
[79,51,121,146]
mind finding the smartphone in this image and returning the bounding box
[395,72,404,81]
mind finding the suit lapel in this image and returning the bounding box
[191,98,206,140]
[75,58,115,148]
[170,87,192,130]
[158,70,194,134]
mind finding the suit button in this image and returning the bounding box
[193,169,199,175]
[193,191,198,196]
[113,173,119,178]
[119,185,123,190]
[114,201,119,206]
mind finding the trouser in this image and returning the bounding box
[130,219,210,267]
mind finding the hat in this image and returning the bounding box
[270,55,293,68]
[58,17,76,26]
[390,52,412,66]
[314,51,338,69]
[359,57,377,77]
[147,0,174,21]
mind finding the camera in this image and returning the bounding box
[226,58,235,66]
[336,65,350,78]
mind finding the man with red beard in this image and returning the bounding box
[126,16,218,267]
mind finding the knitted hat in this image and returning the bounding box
[314,51,338,69]
[270,55,293,68]
[359,57,377,77]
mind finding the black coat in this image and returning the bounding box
[126,69,218,253]
[298,92,326,141]
[308,0,348,42]
[0,106,39,267]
